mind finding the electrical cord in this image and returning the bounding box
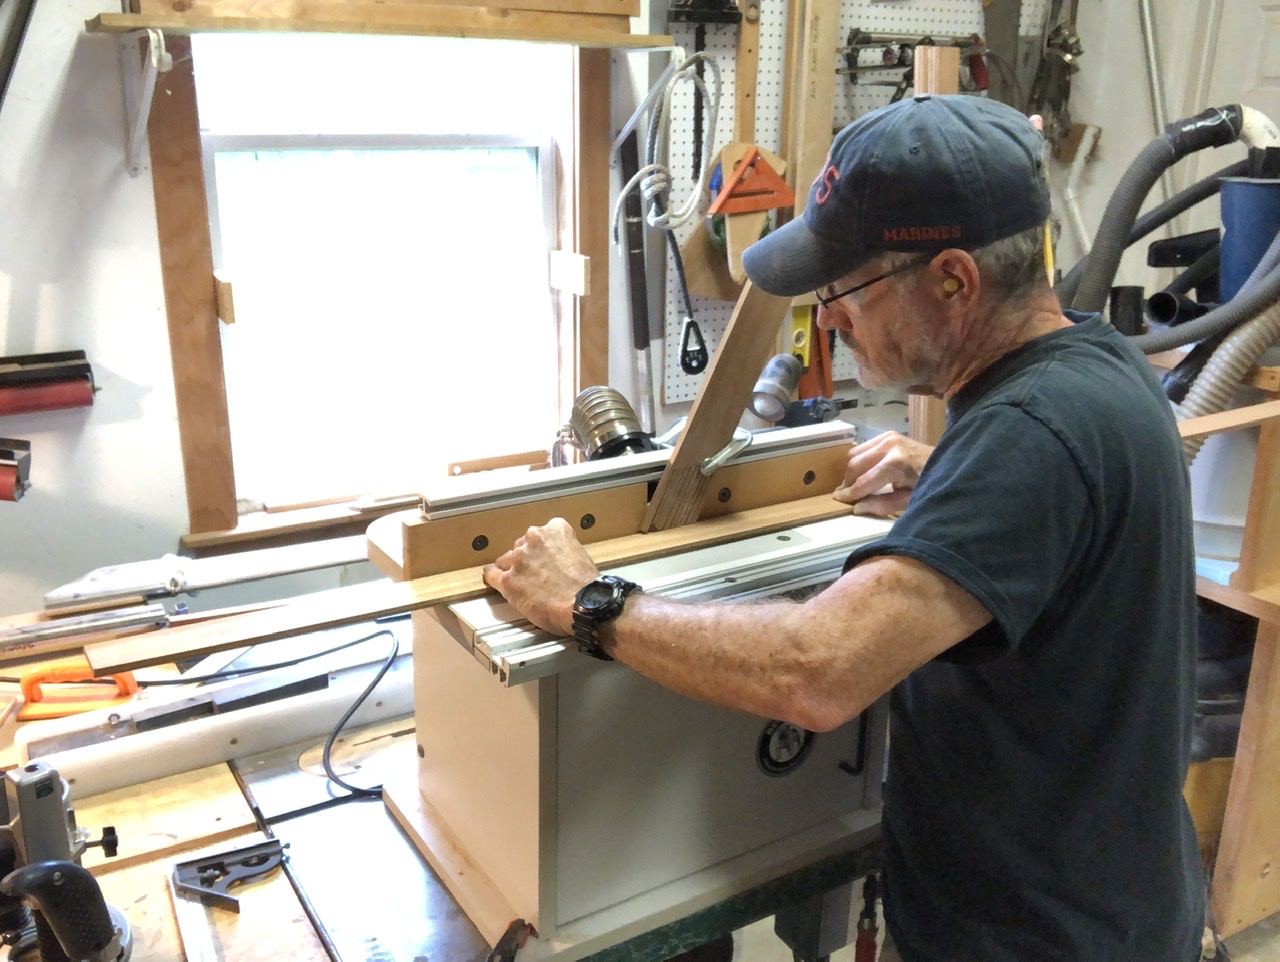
[0,626,405,800]
[320,629,400,799]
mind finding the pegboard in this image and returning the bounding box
[657,0,1050,404]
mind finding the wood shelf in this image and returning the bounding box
[1197,576,1280,625]
[1148,352,1280,394]
[86,12,673,48]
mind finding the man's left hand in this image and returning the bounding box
[483,518,600,637]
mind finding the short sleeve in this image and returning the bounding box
[844,403,1095,659]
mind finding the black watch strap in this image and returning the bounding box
[572,576,641,661]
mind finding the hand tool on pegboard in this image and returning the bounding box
[0,350,96,416]
[667,0,741,179]
[611,53,723,376]
[792,308,833,401]
[677,0,765,303]
[0,438,30,502]
[709,144,794,283]
[618,129,657,432]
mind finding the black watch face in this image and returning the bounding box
[579,580,617,610]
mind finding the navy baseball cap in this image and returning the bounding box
[742,94,1051,297]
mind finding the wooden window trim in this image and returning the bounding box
[145,34,615,549]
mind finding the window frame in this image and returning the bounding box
[146,37,610,550]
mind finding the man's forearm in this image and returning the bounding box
[598,592,879,732]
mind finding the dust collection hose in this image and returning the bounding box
[1069,106,1255,314]
[1132,228,1280,353]
[1178,304,1280,463]
[1055,158,1247,306]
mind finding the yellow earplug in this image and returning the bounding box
[943,277,960,295]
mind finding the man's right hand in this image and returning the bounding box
[834,430,933,517]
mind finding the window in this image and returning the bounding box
[193,34,574,511]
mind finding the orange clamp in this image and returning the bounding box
[21,659,138,704]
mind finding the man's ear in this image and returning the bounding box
[931,249,979,303]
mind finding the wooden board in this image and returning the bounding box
[1197,577,1280,626]
[89,12,671,47]
[907,394,946,446]
[904,45,959,447]
[382,441,852,579]
[640,281,792,532]
[95,830,326,962]
[396,482,650,578]
[572,48,614,391]
[134,0,639,23]
[914,44,959,97]
[147,36,239,535]
[734,0,761,144]
[1233,419,1280,595]
[1178,399,1280,441]
[88,493,856,673]
[787,0,840,220]
[1212,620,1280,937]
[383,771,515,946]
[78,765,258,874]
[681,217,745,302]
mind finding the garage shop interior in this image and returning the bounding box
[3,0,1280,960]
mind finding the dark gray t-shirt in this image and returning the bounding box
[845,314,1204,961]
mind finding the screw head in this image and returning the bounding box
[472,535,489,551]
[718,487,732,503]
[580,514,596,530]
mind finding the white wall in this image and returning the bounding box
[0,1,354,618]
[1052,0,1238,290]
[0,0,1243,619]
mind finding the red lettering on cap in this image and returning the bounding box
[882,225,963,242]
[815,165,840,205]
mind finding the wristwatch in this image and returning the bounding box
[571,575,641,661]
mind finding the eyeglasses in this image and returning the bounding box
[815,255,933,307]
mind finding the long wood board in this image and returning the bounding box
[87,494,856,674]
[1212,621,1280,936]
[88,12,671,47]
[1178,399,1280,441]
[147,36,239,534]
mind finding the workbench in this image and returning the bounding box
[42,715,879,961]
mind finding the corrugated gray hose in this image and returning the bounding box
[1070,106,1247,315]
[1175,235,1280,466]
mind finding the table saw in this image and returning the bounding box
[363,418,894,960]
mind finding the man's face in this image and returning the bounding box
[815,260,947,392]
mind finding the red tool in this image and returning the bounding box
[708,146,795,216]
[0,351,95,417]
[0,438,30,502]
[967,34,990,91]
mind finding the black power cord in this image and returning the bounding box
[2,626,406,799]
[319,630,400,799]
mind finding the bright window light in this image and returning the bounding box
[193,35,571,507]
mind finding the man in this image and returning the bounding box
[484,94,1204,961]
